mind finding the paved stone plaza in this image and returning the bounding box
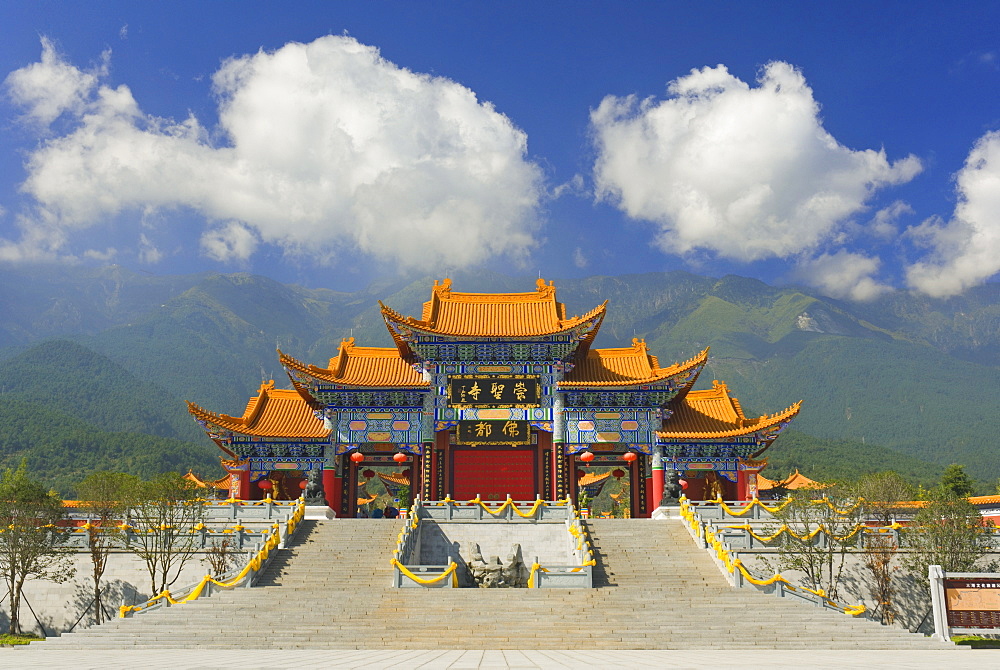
[7,647,996,669]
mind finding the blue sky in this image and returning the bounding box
[1,2,998,297]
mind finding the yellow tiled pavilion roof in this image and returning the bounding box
[187,380,329,438]
[380,277,606,339]
[376,471,411,487]
[183,470,232,491]
[578,471,612,486]
[560,339,708,388]
[658,380,801,440]
[280,338,427,388]
[757,469,826,491]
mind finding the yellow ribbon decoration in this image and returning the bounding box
[684,496,867,617]
[704,497,864,517]
[527,562,543,588]
[465,496,545,518]
[391,559,457,586]
[723,522,865,543]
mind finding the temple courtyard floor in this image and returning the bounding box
[5,647,999,668]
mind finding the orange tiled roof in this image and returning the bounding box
[560,340,707,388]
[578,471,612,486]
[183,470,232,491]
[377,471,411,487]
[381,277,606,339]
[970,495,1000,506]
[280,339,427,388]
[757,469,825,491]
[658,380,801,440]
[187,380,328,438]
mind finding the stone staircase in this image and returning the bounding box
[35,519,950,650]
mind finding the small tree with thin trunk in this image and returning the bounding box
[77,471,141,625]
[764,486,862,602]
[126,473,205,597]
[0,462,74,634]
[855,471,915,526]
[853,471,915,625]
[903,491,989,583]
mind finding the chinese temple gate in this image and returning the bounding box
[187,278,800,517]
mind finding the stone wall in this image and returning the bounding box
[0,548,251,637]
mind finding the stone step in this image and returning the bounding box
[41,518,946,650]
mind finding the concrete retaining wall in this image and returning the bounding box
[0,548,251,637]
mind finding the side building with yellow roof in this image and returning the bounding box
[188,278,800,516]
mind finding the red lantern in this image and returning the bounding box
[393,452,408,464]
[612,469,625,479]
[579,451,595,465]
[576,469,585,479]
[622,452,638,463]
[679,479,689,490]
[350,452,364,464]
[299,480,307,490]
[362,469,375,479]
[258,479,273,491]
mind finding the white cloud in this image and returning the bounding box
[572,246,588,269]
[796,251,890,301]
[4,37,106,127]
[137,234,161,264]
[553,174,585,199]
[84,247,117,262]
[905,130,1000,297]
[590,62,921,262]
[869,200,913,239]
[201,221,258,262]
[0,212,68,262]
[4,36,545,271]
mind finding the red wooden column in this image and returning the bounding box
[737,467,761,501]
[228,463,250,500]
[323,466,341,514]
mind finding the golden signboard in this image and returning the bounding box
[447,375,540,408]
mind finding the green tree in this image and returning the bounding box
[938,464,975,498]
[0,462,74,634]
[903,491,989,583]
[854,471,916,526]
[126,473,205,597]
[77,471,142,625]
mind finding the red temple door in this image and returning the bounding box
[451,448,536,501]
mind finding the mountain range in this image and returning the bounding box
[0,264,996,495]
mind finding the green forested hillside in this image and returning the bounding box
[0,265,208,349]
[0,339,204,441]
[762,430,946,490]
[0,396,217,496]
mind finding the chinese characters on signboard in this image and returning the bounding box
[944,578,1000,628]
[447,375,541,408]
[456,420,531,445]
